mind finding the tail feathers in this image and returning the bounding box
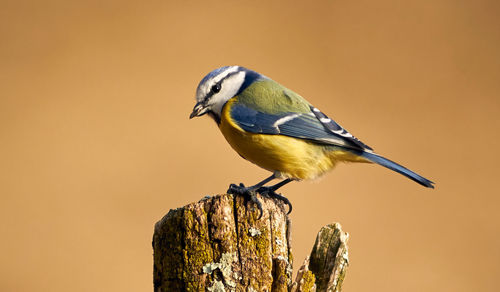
[360,151,435,188]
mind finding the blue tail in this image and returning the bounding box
[359,151,434,188]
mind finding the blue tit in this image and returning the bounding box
[190,66,434,217]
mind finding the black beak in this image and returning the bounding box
[190,102,208,119]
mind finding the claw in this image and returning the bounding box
[227,183,264,219]
[256,187,293,215]
[249,194,263,219]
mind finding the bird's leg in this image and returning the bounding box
[227,174,277,219]
[256,178,294,214]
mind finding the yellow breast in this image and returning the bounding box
[219,98,369,180]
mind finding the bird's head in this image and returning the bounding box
[190,66,261,123]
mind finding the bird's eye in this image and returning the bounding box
[211,84,221,93]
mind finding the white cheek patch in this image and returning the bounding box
[209,71,246,116]
[196,66,240,102]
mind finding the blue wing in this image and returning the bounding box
[229,102,373,151]
[229,101,435,188]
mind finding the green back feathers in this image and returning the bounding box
[236,79,311,114]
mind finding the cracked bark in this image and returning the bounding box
[153,194,349,291]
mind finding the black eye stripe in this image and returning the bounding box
[203,70,244,102]
[213,71,242,91]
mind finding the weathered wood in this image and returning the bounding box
[291,223,349,292]
[153,194,349,292]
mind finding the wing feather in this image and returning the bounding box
[229,102,372,151]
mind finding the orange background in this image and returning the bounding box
[1,0,499,291]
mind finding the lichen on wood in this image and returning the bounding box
[292,223,349,292]
[153,193,292,291]
[153,193,349,291]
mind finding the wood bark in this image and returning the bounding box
[153,194,349,292]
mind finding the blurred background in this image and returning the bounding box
[1,0,499,291]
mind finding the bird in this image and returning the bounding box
[190,66,434,218]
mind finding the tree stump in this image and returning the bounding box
[153,194,349,291]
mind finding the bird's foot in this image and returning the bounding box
[256,186,293,215]
[227,183,263,219]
